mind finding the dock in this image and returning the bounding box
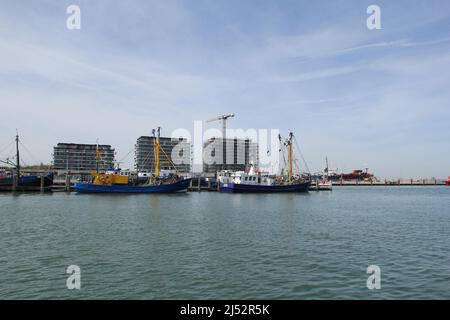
[333,178,445,186]
[187,176,218,192]
[1,171,446,193]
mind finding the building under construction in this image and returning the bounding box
[52,143,115,173]
[134,136,191,174]
[203,137,259,173]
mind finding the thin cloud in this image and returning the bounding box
[339,37,450,54]
[0,1,449,177]
[266,65,364,83]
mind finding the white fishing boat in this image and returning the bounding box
[310,157,333,191]
[310,178,333,191]
[218,132,311,193]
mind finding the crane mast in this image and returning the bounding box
[206,113,234,170]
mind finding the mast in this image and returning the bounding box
[287,132,293,183]
[153,127,161,178]
[223,119,226,171]
[15,131,20,177]
[95,143,100,173]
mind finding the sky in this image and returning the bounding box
[0,0,449,178]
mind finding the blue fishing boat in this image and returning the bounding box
[74,127,192,194]
[219,179,310,193]
[0,133,54,191]
[0,173,54,191]
[74,176,191,193]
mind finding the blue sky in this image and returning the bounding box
[0,0,449,178]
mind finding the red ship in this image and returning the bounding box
[445,177,450,185]
[340,169,374,181]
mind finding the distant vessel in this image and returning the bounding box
[445,177,450,186]
[0,133,53,191]
[317,168,374,181]
[310,178,332,191]
[310,157,333,191]
[74,127,191,193]
[340,169,374,181]
[218,132,311,193]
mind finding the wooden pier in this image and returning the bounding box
[187,176,217,192]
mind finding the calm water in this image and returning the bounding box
[0,187,449,299]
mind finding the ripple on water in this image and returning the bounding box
[0,187,449,299]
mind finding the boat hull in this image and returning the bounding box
[219,181,310,193]
[74,178,192,193]
[309,181,333,191]
[0,173,54,191]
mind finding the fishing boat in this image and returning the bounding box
[0,172,54,191]
[445,177,450,186]
[0,133,54,191]
[310,157,333,191]
[218,132,311,193]
[218,169,310,193]
[74,173,191,193]
[74,127,191,193]
[310,178,332,191]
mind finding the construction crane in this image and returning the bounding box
[206,113,235,170]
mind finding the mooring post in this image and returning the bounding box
[189,178,193,191]
[65,173,71,192]
[40,175,45,192]
[198,176,201,191]
[12,174,17,192]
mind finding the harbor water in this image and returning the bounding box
[0,186,449,299]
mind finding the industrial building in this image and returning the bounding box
[203,137,259,173]
[52,143,115,173]
[134,136,191,174]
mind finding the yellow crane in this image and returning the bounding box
[152,127,161,177]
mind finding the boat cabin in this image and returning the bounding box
[217,170,275,186]
[0,170,12,179]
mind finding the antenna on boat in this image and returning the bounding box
[15,130,20,178]
[95,138,101,173]
[287,131,294,183]
[278,133,286,176]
